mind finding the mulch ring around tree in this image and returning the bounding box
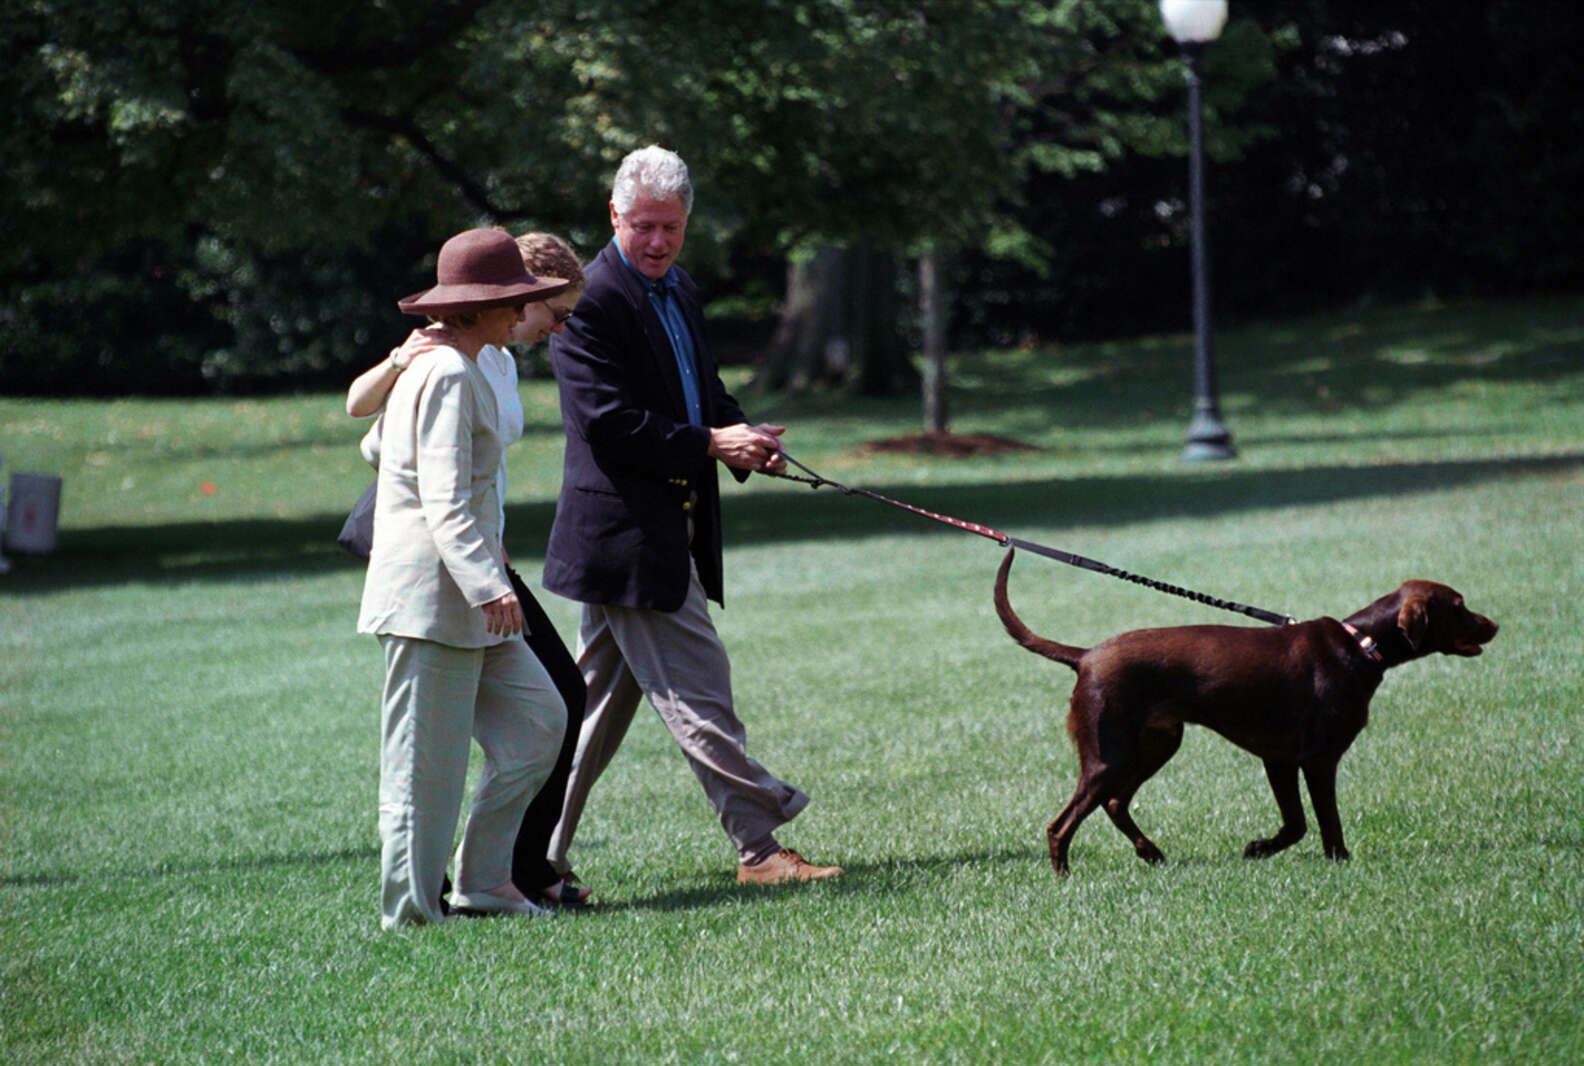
[855,432,1038,458]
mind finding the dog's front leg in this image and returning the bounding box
[1245,759,1308,859]
[1301,760,1350,861]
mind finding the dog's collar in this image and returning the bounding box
[1342,621,1383,662]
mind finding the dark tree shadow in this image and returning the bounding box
[3,451,1580,595]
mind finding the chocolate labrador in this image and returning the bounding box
[993,548,1498,876]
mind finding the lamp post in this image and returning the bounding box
[1161,0,1235,461]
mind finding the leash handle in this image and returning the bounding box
[771,448,1294,627]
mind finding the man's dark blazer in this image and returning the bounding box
[543,242,751,612]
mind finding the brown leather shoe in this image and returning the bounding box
[736,848,843,885]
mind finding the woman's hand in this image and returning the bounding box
[345,325,463,418]
[481,591,525,637]
[395,324,457,366]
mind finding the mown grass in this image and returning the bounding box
[2,292,1582,1065]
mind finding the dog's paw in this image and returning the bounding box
[1244,838,1285,859]
[1323,843,1351,862]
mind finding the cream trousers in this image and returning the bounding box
[378,635,565,928]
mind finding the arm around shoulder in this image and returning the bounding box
[346,327,456,417]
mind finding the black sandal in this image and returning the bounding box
[532,878,593,912]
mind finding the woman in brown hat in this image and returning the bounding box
[347,232,595,912]
[356,227,571,928]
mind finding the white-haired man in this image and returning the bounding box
[542,145,843,887]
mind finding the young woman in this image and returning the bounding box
[350,232,593,912]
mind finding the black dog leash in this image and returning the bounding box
[770,448,1296,627]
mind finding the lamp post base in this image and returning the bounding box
[1181,409,1236,462]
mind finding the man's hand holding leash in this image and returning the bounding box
[709,422,787,473]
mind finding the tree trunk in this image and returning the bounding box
[753,247,847,393]
[753,245,915,397]
[850,247,913,396]
[918,250,948,434]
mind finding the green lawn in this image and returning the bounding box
[3,293,1582,1064]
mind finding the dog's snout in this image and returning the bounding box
[1451,609,1498,657]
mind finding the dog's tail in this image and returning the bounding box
[994,548,1086,670]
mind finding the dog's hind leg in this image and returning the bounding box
[1245,759,1308,858]
[1099,721,1181,867]
[1047,778,1104,877]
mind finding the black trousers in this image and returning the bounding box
[506,567,587,893]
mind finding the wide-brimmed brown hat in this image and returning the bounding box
[397,228,569,316]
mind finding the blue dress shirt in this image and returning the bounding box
[615,240,703,425]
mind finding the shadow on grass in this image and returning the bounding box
[7,834,1576,900]
[728,451,1584,547]
[756,294,1584,434]
[4,450,1581,595]
[608,844,1044,914]
[0,842,1039,906]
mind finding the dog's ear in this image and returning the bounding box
[1397,596,1430,651]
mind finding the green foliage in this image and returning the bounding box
[2,0,503,392]
[3,1,1580,395]
[4,295,1583,1064]
[11,0,1105,392]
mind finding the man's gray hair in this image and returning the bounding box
[611,145,694,216]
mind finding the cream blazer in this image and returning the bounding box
[357,347,512,648]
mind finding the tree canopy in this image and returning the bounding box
[2,1,1579,395]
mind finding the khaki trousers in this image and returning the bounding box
[547,563,808,869]
[378,635,565,928]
